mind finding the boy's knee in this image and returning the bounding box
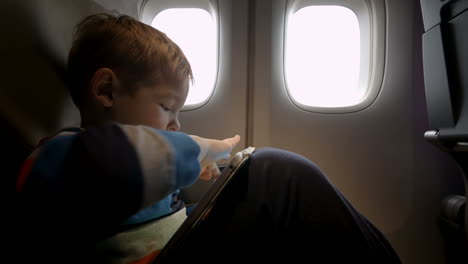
[250,147,325,179]
[246,148,339,196]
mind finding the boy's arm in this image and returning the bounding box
[18,122,201,227]
[118,124,201,208]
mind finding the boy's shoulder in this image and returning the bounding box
[36,126,84,147]
[16,126,85,192]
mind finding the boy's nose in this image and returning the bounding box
[167,119,181,131]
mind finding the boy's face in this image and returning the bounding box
[109,80,189,131]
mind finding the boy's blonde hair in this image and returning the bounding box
[67,13,193,108]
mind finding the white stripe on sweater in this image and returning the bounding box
[118,124,175,209]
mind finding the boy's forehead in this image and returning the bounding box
[152,80,189,98]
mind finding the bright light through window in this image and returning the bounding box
[152,8,217,106]
[285,6,361,107]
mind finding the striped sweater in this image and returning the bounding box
[15,122,201,263]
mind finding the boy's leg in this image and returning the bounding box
[173,147,401,263]
[225,147,400,262]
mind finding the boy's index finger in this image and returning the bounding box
[223,135,241,149]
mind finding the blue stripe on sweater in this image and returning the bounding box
[26,134,77,190]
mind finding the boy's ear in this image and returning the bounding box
[89,68,118,108]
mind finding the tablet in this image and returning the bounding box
[153,146,255,262]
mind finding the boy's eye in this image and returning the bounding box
[160,104,170,111]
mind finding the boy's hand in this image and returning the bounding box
[190,135,241,181]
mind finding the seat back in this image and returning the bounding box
[420,0,468,240]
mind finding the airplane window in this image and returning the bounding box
[285,6,362,108]
[152,8,217,107]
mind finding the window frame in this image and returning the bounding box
[140,0,220,111]
[283,0,386,113]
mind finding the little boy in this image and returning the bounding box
[16,13,239,263]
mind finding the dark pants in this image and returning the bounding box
[163,148,401,263]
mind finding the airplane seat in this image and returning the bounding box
[3,116,34,259]
[1,0,85,189]
[2,117,33,193]
[420,0,468,249]
[1,0,118,184]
